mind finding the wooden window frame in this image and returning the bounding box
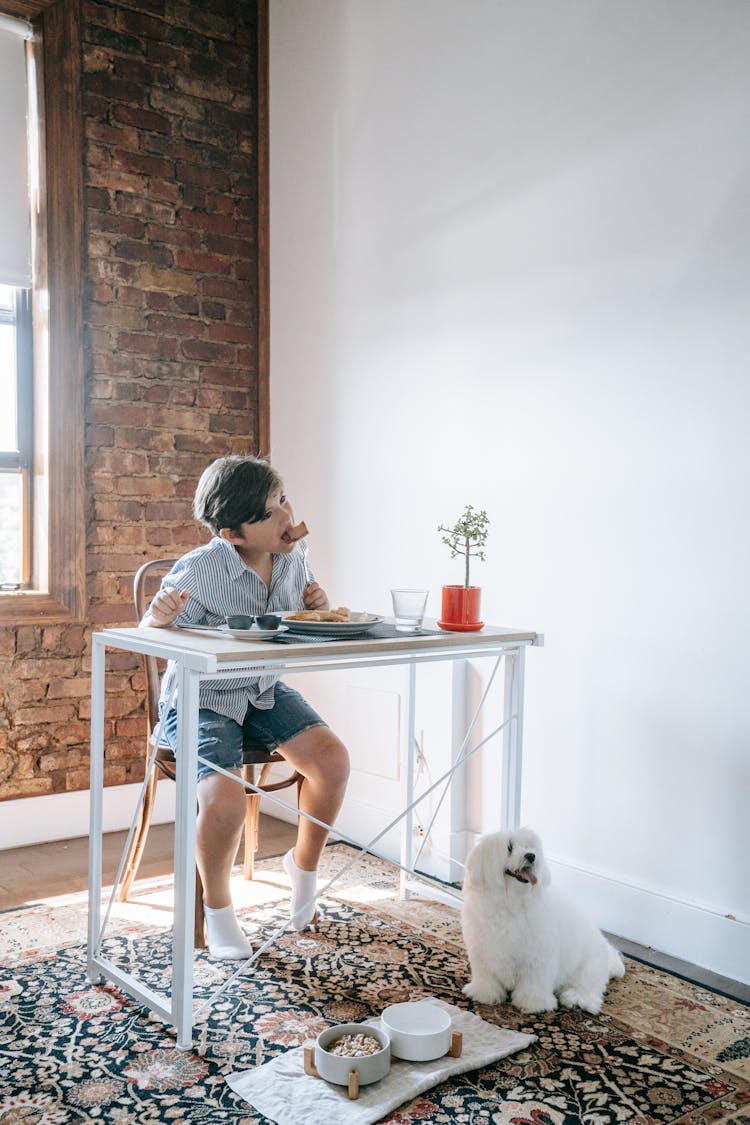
[0,0,85,623]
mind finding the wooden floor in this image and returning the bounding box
[0,814,296,911]
[1,818,747,1006]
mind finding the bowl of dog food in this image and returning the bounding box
[380,1001,453,1061]
[312,1023,391,1090]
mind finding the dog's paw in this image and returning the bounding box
[511,989,558,1014]
[463,979,506,1005]
[559,987,603,1014]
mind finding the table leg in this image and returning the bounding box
[449,658,468,884]
[86,635,106,983]
[172,661,199,1049]
[501,646,526,830]
[399,661,417,898]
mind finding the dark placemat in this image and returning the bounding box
[272,622,445,644]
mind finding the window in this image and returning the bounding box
[0,17,33,589]
[0,285,32,588]
[0,0,85,624]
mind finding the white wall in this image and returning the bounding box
[269,0,750,982]
[0,782,176,850]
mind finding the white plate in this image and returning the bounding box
[221,624,289,641]
[281,613,383,636]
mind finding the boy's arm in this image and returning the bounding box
[297,537,329,611]
[141,586,189,628]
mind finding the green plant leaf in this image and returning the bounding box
[438,505,489,586]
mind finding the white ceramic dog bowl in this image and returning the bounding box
[380,1001,452,1061]
[314,1023,391,1087]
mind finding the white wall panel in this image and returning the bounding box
[269,0,750,982]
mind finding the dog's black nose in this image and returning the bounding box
[524,852,535,864]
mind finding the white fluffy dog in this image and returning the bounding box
[461,827,624,1014]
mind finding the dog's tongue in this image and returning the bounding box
[518,869,537,885]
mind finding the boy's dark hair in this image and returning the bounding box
[194,455,283,535]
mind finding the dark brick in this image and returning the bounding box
[85,24,142,54]
[114,240,174,267]
[112,104,172,135]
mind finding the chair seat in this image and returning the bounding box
[242,740,278,764]
[153,738,278,767]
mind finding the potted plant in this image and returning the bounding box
[437,504,489,631]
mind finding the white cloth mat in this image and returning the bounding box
[226,999,535,1125]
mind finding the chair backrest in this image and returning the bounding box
[134,558,178,734]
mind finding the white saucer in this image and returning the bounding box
[222,624,289,641]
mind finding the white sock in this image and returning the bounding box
[203,903,253,960]
[283,848,318,930]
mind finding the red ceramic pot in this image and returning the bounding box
[438,585,484,632]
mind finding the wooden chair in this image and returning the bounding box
[116,558,303,948]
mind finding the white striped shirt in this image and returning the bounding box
[157,536,313,723]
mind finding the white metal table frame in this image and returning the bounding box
[87,621,541,1048]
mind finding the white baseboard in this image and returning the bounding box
[549,857,750,988]
[0,783,176,851]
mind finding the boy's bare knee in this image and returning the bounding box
[283,726,350,786]
[329,739,350,788]
[315,729,349,782]
[198,773,246,827]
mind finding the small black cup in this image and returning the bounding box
[256,613,281,630]
[226,614,255,630]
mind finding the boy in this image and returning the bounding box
[141,454,350,959]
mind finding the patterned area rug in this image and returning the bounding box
[1,843,749,1124]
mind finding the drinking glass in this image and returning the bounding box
[390,588,429,633]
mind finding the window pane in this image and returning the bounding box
[0,473,22,586]
[0,322,17,450]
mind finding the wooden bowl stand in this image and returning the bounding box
[304,1031,463,1100]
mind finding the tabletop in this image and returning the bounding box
[95,621,541,670]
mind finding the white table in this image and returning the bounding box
[87,620,541,1047]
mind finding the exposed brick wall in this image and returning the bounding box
[0,0,261,802]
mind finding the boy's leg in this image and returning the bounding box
[196,768,246,908]
[278,725,350,870]
[245,684,350,927]
[163,705,251,958]
[196,767,253,959]
[277,725,349,929]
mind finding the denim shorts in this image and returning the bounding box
[159,682,327,782]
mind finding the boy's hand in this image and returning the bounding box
[303,582,329,612]
[144,586,189,628]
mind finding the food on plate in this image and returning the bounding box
[286,606,373,624]
[287,610,346,622]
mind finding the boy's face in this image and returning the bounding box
[220,486,296,559]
